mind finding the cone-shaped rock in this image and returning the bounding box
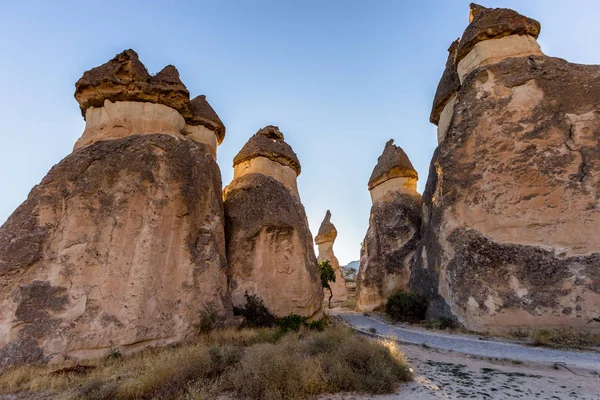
[314,211,348,305]
[412,5,600,333]
[224,126,323,319]
[0,50,231,367]
[356,140,422,312]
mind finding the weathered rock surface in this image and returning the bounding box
[412,5,600,332]
[75,50,191,118]
[314,211,348,305]
[224,126,322,319]
[357,141,422,312]
[0,134,231,366]
[74,50,224,158]
[431,39,461,144]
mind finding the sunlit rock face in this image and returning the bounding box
[314,211,348,305]
[74,50,225,159]
[412,4,600,333]
[0,50,231,367]
[356,140,422,312]
[224,126,323,319]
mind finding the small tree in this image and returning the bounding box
[318,259,336,308]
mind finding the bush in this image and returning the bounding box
[0,327,411,400]
[531,328,600,349]
[278,314,308,332]
[318,260,336,308]
[224,327,412,399]
[195,302,220,333]
[233,292,277,328]
[278,314,327,333]
[385,289,427,322]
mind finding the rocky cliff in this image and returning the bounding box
[412,4,600,332]
[314,210,348,305]
[224,126,323,319]
[0,50,230,367]
[356,140,422,312]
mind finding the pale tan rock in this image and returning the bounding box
[182,124,218,160]
[74,100,186,150]
[0,135,231,367]
[233,156,299,196]
[224,126,322,319]
[412,5,600,333]
[356,140,422,312]
[457,34,543,82]
[314,211,348,305]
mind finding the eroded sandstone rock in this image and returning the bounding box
[0,135,231,366]
[412,5,600,332]
[224,126,322,319]
[0,51,231,367]
[74,50,224,159]
[356,140,422,312]
[314,211,348,305]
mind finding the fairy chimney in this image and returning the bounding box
[356,140,422,312]
[411,4,600,333]
[224,126,323,319]
[0,50,231,367]
[314,210,348,305]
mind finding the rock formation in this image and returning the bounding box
[0,50,230,367]
[356,140,422,312]
[74,49,225,159]
[224,126,323,319]
[314,210,348,305]
[412,4,600,332]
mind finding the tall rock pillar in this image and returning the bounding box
[412,4,600,332]
[356,140,422,312]
[0,50,231,367]
[224,126,323,319]
[314,211,348,305]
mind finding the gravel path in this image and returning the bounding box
[333,311,600,370]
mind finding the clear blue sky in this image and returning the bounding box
[1,1,599,265]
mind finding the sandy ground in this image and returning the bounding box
[320,343,600,399]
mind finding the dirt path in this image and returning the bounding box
[332,311,600,370]
[320,345,600,399]
[321,311,600,399]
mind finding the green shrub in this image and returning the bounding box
[233,292,277,328]
[278,314,327,333]
[195,302,219,333]
[278,314,308,332]
[305,318,326,332]
[318,260,336,308]
[385,289,427,322]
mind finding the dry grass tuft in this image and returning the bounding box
[530,328,600,350]
[0,326,411,400]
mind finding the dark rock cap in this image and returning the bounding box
[188,95,226,144]
[233,125,301,175]
[368,140,417,190]
[315,210,338,244]
[456,4,541,63]
[430,39,461,125]
[74,49,193,118]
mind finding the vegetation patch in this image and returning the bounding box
[530,328,600,350]
[385,289,427,322]
[0,326,411,400]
